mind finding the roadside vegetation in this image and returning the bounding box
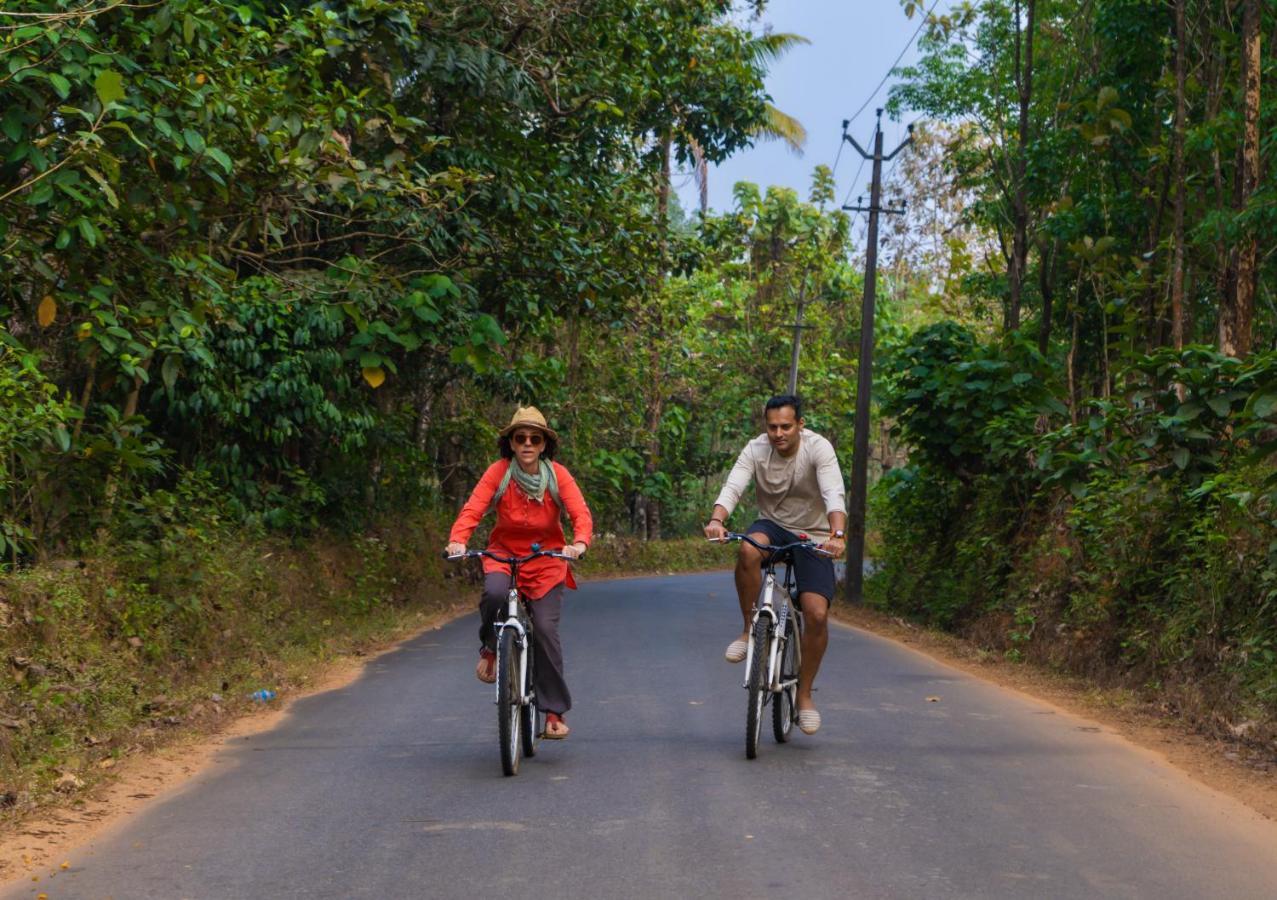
[867,0,1277,756]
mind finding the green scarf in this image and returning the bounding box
[509,458,553,503]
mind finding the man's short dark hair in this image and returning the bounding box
[765,394,803,419]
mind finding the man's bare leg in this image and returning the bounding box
[796,592,829,711]
[732,533,769,642]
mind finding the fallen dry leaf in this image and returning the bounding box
[926,696,941,703]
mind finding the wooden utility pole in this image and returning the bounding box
[841,110,911,603]
[785,276,810,395]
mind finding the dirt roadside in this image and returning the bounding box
[832,604,1277,823]
[1,587,1273,891]
[0,601,471,891]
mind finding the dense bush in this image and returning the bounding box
[870,324,1277,740]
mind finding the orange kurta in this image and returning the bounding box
[448,460,594,599]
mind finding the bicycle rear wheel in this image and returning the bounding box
[773,616,798,743]
[497,628,522,776]
[745,616,772,760]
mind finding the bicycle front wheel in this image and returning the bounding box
[520,633,539,758]
[745,616,772,760]
[773,616,798,743]
[497,628,522,776]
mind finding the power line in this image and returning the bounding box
[831,0,942,181]
[844,0,941,128]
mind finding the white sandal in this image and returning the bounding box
[797,709,821,734]
[724,639,748,663]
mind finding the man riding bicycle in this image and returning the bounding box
[704,395,846,735]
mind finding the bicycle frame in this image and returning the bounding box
[718,532,826,695]
[444,545,573,712]
[741,550,802,695]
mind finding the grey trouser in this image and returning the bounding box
[479,572,571,715]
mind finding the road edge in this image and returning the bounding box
[830,604,1277,824]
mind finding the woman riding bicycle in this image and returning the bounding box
[445,406,593,740]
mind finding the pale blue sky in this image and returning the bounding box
[675,0,932,215]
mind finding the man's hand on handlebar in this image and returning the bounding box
[704,519,727,542]
[819,536,845,557]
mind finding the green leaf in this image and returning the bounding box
[1170,446,1190,470]
[183,128,206,154]
[1205,395,1232,418]
[1253,392,1277,419]
[161,354,181,390]
[84,166,119,208]
[48,73,72,100]
[205,147,233,173]
[94,70,125,106]
[236,5,253,24]
[76,218,97,247]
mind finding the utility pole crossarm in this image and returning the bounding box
[884,136,913,161]
[842,133,871,159]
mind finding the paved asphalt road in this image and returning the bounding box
[8,571,1277,899]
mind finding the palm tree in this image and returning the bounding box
[684,30,809,214]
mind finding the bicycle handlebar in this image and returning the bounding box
[442,547,577,564]
[711,531,834,557]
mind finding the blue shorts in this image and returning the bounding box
[745,519,836,604]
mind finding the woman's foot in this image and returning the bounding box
[543,712,570,739]
[475,648,496,684]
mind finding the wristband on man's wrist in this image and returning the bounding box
[708,517,723,525]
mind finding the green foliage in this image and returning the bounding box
[872,322,1277,737]
[882,322,1059,478]
[0,345,77,562]
[0,0,784,554]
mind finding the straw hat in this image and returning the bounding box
[499,406,559,442]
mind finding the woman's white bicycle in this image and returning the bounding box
[445,544,572,776]
[718,532,830,759]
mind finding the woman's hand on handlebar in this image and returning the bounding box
[444,541,466,558]
[561,541,587,560]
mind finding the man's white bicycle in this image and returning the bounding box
[718,532,829,759]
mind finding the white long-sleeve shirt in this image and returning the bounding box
[714,429,846,541]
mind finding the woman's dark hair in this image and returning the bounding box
[764,394,803,419]
[497,430,558,461]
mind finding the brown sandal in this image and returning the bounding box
[475,648,496,684]
[543,713,570,739]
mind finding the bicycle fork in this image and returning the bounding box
[493,589,529,706]
[743,573,800,696]
[743,573,780,691]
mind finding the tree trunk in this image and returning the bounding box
[637,132,673,539]
[1037,236,1057,354]
[1219,0,1260,358]
[1170,0,1187,351]
[1006,0,1037,332]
